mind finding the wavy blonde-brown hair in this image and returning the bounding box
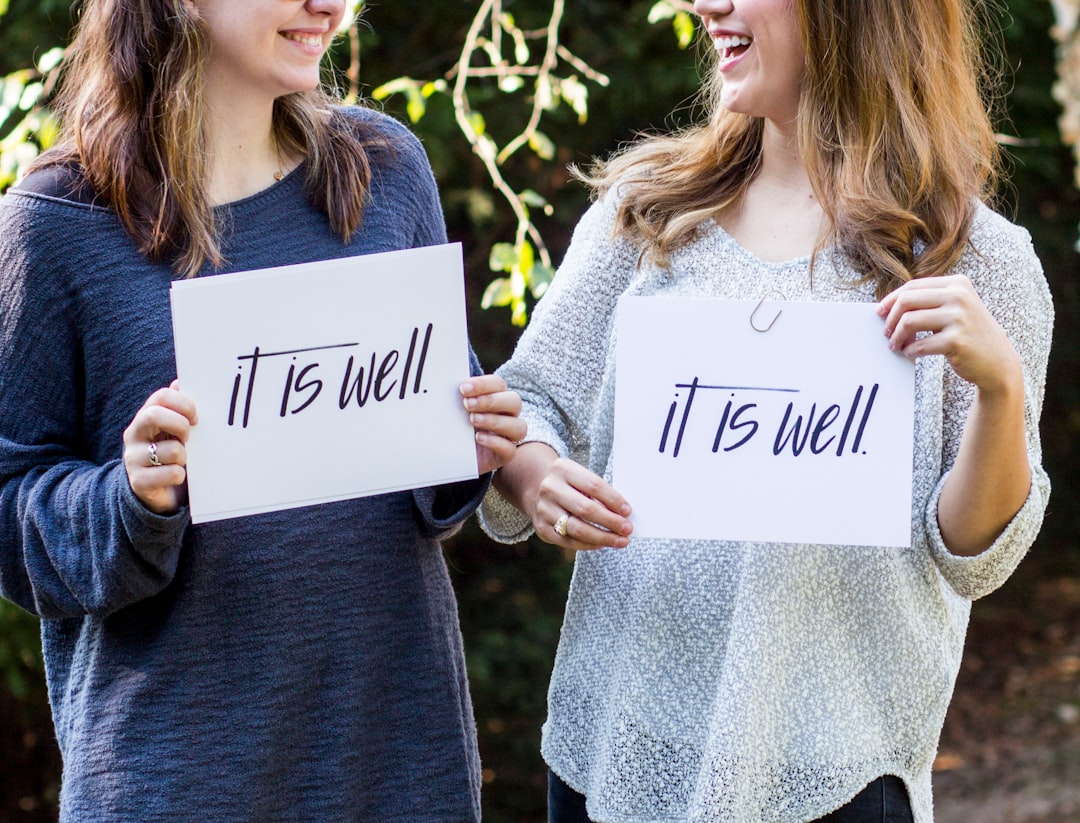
[582,0,1003,297]
[31,0,379,277]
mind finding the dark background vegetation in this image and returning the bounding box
[0,1,1077,821]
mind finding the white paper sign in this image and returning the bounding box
[170,243,478,523]
[612,296,915,547]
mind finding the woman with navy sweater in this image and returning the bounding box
[0,0,524,820]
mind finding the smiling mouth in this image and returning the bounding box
[282,32,324,48]
[714,35,751,60]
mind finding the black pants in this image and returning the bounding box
[547,768,914,823]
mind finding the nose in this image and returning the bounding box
[693,0,734,16]
[305,0,345,16]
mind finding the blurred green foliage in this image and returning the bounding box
[1,1,1078,821]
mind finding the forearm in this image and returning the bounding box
[1,461,187,618]
[937,374,1031,556]
[491,441,559,521]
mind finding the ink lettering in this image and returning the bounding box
[374,350,400,402]
[339,353,377,409]
[226,326,437,428]
[773,402,817,456]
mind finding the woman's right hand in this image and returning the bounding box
[509,443,633,550]
[122,380,198,515]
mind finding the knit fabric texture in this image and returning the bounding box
[0,107,486,822]
[480,191,1053,823]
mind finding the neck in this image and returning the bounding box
[757,119,814,196]
[202,96,290,205]
[715,117,825,263]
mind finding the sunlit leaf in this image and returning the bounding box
[529,264,555,299]
[371,76,419,101]
[2,75,24,109]
[519,189,553,216]
[559,76,590,123]
[647,1,677,23]
[37,47,65,73]
[673,12,696,48]
[489,242,518,272]
[36,112,60,149]
[468,111,487,137]
[18,81,43,110]
[517,241,535,277]
[535,75,555,111]
[511,300,528,327]
[405,89,426,123]
[498,75,525,93]
[510,267,527,300]
[421,79,447,97]
[528,130,555,161]
[481,277,514,309]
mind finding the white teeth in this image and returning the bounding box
[714,35,751,52]
[283,32,322,48]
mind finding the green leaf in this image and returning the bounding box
[498,75,525,93]
[468,111,487,137]
[673,12,696,49]
[559,76,590,123]
[647,1,676,23]
[528,130,555,161]
[18,81,43,111]
[529,264,555,299]
[519,189,553,216]
[489,242,518,273]
[36,113,60,150]
[405,88,427,123]
[37,47,65,73]
[481,277,514,309]
[535,75,555,111]
[421,79,447,97]
[510,268,527,300]
[371,76,419,101]
[516,241,535,278]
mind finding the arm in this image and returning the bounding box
[493,442,632,550]
[877,216,1052,594]
[478,193,640,548]
[0,206,190,618]
[878,274,1030,555]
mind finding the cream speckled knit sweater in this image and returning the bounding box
[481,191,1052,823]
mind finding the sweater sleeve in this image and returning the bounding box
[479,193,640,543]
[0,196,189,619]
[923,211,1053,599]
[412,346,492,540]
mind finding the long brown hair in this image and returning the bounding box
[581,0,1003,297]
[31,0,379,277]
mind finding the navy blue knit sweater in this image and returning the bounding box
[0,108,486,822]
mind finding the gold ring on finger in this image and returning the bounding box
[554,512,570,538]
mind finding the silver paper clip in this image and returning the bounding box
[749,290,786,333]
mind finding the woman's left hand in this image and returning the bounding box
[876,274,1022,393]
[878,274,1030,556]
[460,375,527,475]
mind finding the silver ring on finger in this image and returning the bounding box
[147,441,162,467]
[554,512,570,538]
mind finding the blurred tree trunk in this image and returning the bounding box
[1052,0,1080,197]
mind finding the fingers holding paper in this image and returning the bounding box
[123,379,198,515]
[461,375,528,475]
[876,274,1022,393]
[533,454,633,551]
